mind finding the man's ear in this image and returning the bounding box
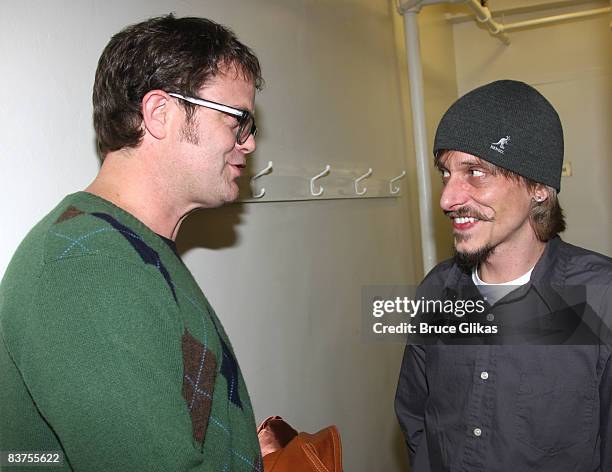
[533,183,549,203]
[141,90,170,140]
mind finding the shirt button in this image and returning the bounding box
[480,371,489,380]
[473,428,482,437]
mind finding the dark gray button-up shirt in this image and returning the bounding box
[395,237,612,471]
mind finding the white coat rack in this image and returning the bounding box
[236,163,407,203]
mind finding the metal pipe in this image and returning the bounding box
[402,9,437,274]
[464,0,510,44]
[502,7,611,32]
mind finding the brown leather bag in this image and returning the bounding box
[257,416,343,472]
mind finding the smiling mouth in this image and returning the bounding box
[452,216,481,230]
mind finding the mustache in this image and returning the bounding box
[445,207,492,222]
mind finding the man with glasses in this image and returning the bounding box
[0,15,263,471]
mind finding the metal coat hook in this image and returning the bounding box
[354,168,373,196]
[250,161,273,199]
[389,171,406,195]
[310,165,331,197]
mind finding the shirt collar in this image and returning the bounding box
[442,236,568,309]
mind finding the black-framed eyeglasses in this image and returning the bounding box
[167,92,257,145]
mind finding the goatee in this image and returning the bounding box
[454,244,495,272]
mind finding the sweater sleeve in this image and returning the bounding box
[15,255,207,471]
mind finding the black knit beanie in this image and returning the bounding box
[433,80,564,191]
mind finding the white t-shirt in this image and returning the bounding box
[472,265,534,306]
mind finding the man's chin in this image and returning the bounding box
[225,187,240,204]
[198,193,238,209]
[214,196,238,208]
[217,183,240,206]
[454,244,495,271]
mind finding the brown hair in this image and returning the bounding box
[524,184,566,242]
[93,14,263,157]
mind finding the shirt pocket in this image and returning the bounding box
[428,346,475,394]
[513,369,596,455]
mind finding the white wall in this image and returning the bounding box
[451,0,612,256]
[0,1,422,470]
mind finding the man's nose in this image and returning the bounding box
[440,176,469,212]
[237,134,256,154]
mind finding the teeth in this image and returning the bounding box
[455,217,478,224]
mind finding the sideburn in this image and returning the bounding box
[180,115,200,145]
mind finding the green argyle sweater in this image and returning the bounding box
[0,192,261,471]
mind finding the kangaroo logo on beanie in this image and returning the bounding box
[491,136,511,154]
